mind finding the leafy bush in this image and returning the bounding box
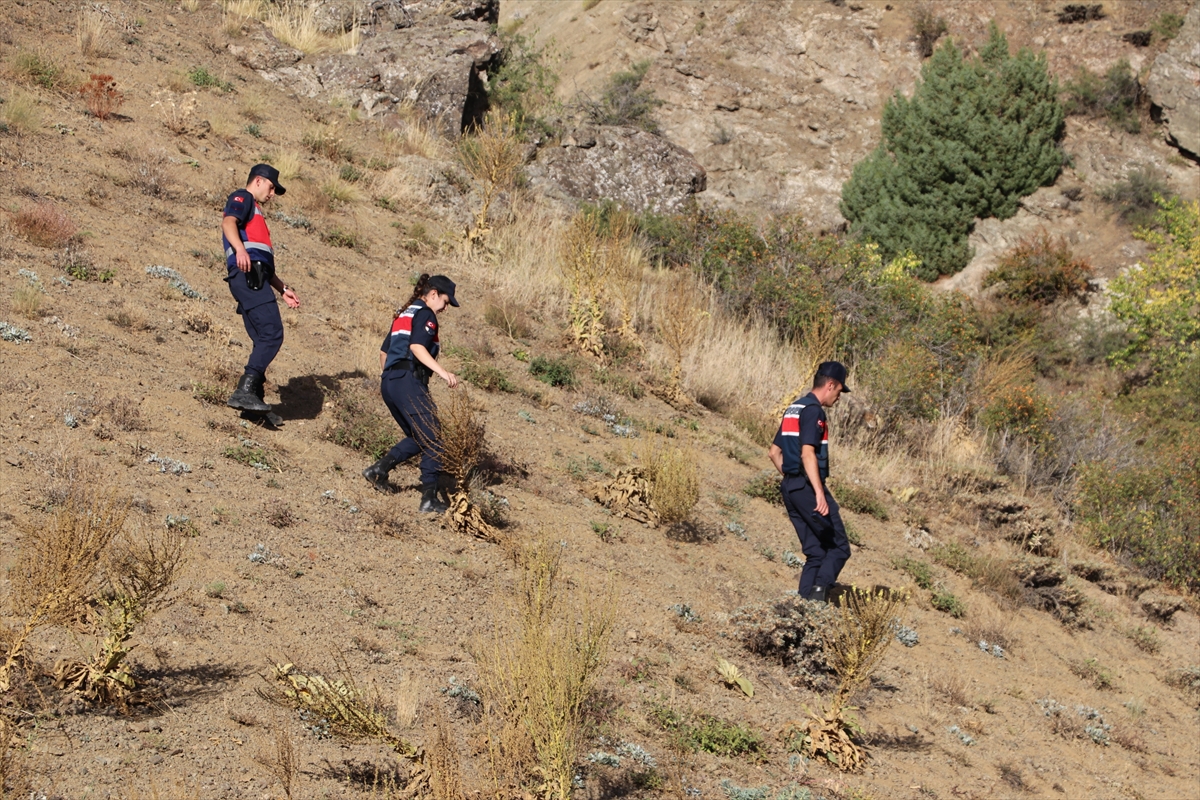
[910,5,947,58]
[1076,431,1199,593]
[529,355,577,387]
[931,591,966,618]
[461,362,515,393]
[983,232,1092,304]
[1063,59,1141,133]
[650,705,763,757]
[1099,166,1174,230]
[828,478,888,520]
[582,61,662,133]
[1106,197,1199,376]
[188,66,233,92]
[486,31,559,137]
[744,471,782,505]
[840,26,1064,278]
[978,383,1055,446]
[893,556,934,590]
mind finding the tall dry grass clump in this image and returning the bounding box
[427,703,466,800]
[77,8,113,58]
[789,587,908,771]
[383,105,448,160]
[458,111,525,238]
[559,211,609,357]
[11,202,77,249]
[653,272,708,409]
[0,90,40,136]
[639,436,700,526]
[1,488,127,692]
[474,538,615,799]
[263,1,361,54]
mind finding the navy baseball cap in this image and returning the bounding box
[248,163,286,195]
[816,361,851,392]
[428,275,459,307]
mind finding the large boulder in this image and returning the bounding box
[257,19,499,135]
[527,126,707,214]
[1148,4,1200,157]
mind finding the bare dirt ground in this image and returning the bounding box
[1,3,1198,800]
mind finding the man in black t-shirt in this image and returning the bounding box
[221,163,301,414]
[768,362,852,603]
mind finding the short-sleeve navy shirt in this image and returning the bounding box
[222,189,277,312]
[773,392,829,479]
[381,303,440,370]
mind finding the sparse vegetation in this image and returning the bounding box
[458,110,525,236]
[1099,166,1175,230]
[11,202,77,248]
[640,437,700,526]
[325,384,395,459]
[79,74,124,120]
[893,556,934,590]
[931,590,966,618]
[581,60,662,133]
[909,5,948,58]
[188,66,233,92]
[303,128,355,162]
[485,31,560,138]
[983,232,1092,304]
[828,479,888,520]
[0,90,40,135]
[744,471,782,505]
[529,355,577,388]
[11,50,63,90]
[1063,59,1141,134]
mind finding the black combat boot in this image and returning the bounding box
[808,585,828,604]
[418,483,449,514]
[228,371,271,412]
[362,458,395,493]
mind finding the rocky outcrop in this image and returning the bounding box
[527,126,706,214]
[1148,4,1200,158]
[227,20,304,71]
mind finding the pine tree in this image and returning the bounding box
[841,25,1064,279]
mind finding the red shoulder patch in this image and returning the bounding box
[232,196,244,202]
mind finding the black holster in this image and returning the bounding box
[247,260,274,291]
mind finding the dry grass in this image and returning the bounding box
[152,90,199,136]
[656,272,708,399]
[458,111,525,237]
[1,487,128,692]
[930,671,971,707]
[0,715,32,799]
[383,108,448,160]
[395,671,420,728]
[77,8,114,58]
[474,538,615,799]
[11,202,77,249]
[12,284,42,320]
[559,210,609,356]
[103,395,147,432]
[424,389,486,486]
[639,436,700,526]
[427,703,465,800]
[272,150,304,180]
[265,1,362,54]
[0,90,40,135]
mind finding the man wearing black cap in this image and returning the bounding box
[221,163,301,415]
[769,361,852,602]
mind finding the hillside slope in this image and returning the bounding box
[1,3,1198,800]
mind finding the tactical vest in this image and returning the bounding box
[224,194,274,263]
[384,302,440,370]
[778,400,829,481]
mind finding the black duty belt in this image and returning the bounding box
[385,359,432,384]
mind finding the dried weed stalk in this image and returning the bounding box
[1,489,128,692]
[255,722,300,800]
[788,587,908,772]
[654,273,707,410]
[421,390,502,543]
[559,211,611,358]
[473,538,615,799]
[427,703,465,800]
[639,436,700,526]
[0,714,32,799]
[458,111,524,239]
[55,521,186,703]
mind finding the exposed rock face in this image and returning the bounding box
[1148,4,1200,157]
[244,6,499,135]
[527,126,707,214]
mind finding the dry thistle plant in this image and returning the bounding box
[54,522,187,703]
[255,722,299,800]
[419,390,502,543]
[457,110,524,239]
[638,436,700,526]
[473,538,615,799]
[787,587,909,771]
[559,210,610,358]
[427,702,465,800]
[1,488,128,692]
[655,273,708,410]
[151,91,199,136]
[262,656,430,789]
[603,209,646,348]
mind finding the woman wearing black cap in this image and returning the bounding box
[362,273,460,513]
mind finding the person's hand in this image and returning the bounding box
[441,370,459,388]
[281,287,300,309]
[814,491,829,516]
[235,250,252,272]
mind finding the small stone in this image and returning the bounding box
[626,629,639,642]
[150,754,164,765]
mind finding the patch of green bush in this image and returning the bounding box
[582,60,662,133]
[1099,166,1174,230]
[188,66,233,92]
[931,590,966,618]
[893,556,934,590]
[1152,12,1185,41]
[840,25,1064,279]
[650,705,763,757]
[325,388,395,460]
[1063,59,1141,133]
[462,361,515,393]
[486,31,560,138]
[529,355,577,387]
[828,478,888,520]
[744,471,782,505]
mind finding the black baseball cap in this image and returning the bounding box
[248,163,286,195]
[428,275,459,307]
[815,361,851,392]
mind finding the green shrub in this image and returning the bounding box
[325,388,395,460]
[12,50,62,89]
[462,362,515,393]
[582,60,662,133]
[983,232,1092,304]
[322,229,362,250]
[529,355,577,387]
[486,31,560,137]
[744,471,782,505]
[1099,166,1174,230]
[594,367,644,399]
[1107,197,1198,372]
[651,705,762,757]
[1152,13,1185,41]
[931,591,966,618]
[978,383,1055,445]
[828,479,888,520]
[1076,431,1200,593]
[893,556,934,590]
[1063,59,1141,133]
[840,25,1064,278]
[188,66,233,92]
[223,444,276,470]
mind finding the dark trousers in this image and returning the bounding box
[379,371,442,485]
[781,474,851,598]
[239,300,284,376]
